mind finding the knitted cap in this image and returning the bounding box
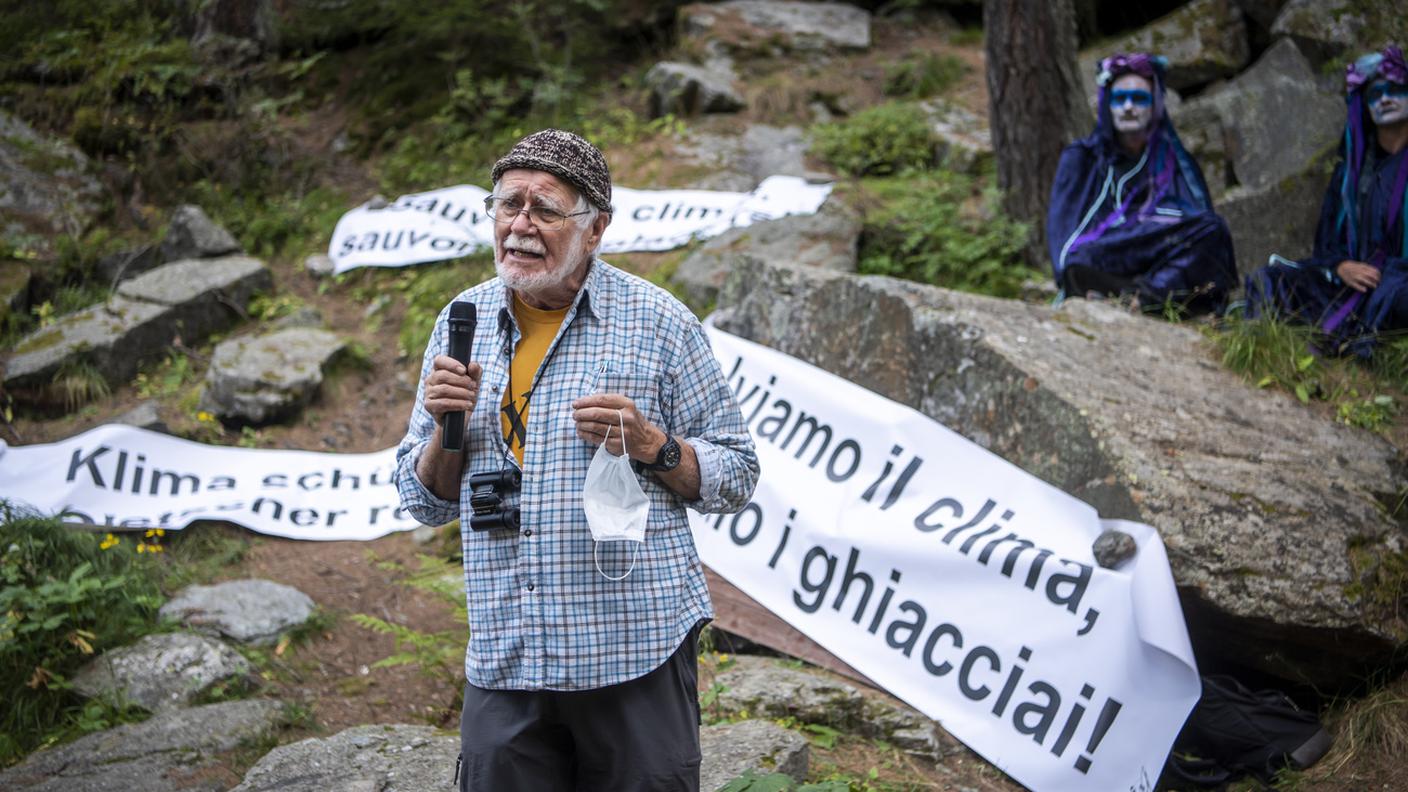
[490,129,613,214]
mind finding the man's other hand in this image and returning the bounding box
[1336,260,1380,292]
[423,356,482,426]
[572,393,665,461]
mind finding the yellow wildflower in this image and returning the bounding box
[197,410,216,423]
[99,533,120,550]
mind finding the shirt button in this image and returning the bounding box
[522,529,533,537]
[526,583,535,592]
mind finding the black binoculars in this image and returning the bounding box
[469,468,521,532]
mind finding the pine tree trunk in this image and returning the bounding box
[983,0,1089,269]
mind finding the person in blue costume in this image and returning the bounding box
[1047,52,1236,316]
[1244,45,1408,358]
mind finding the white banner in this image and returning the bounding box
[0,426,416,541]
[0,326,1198,791]
[690,327,1199,792]
[328,176,833,274]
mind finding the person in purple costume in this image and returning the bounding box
[1244,45,1408,358]
[1047,53,1236,316]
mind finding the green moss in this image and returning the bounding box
[13,327,64,354]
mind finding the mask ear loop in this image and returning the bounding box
[592,410,640,581]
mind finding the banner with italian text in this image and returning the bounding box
[327,176,833,273]
[690,326,1199,792]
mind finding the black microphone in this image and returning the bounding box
[441,301,477,452]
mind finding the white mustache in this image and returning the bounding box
[505,234,546,255]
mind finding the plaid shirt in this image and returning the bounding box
[395,260,759,691]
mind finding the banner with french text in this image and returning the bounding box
[691,326,1199,792]
[327,176,832,273]
[0,428,414,541]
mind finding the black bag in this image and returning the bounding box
[1166,674,1332,787]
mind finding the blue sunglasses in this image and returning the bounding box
[1109,89,1153,108]
[1366,82,1408,103]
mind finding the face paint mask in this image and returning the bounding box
[582,410,649,581]
[1367,80,1408,127]
[1109,89,1153,107]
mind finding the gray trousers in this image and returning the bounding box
[457,623,703,792]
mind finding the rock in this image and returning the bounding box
[713,260,1408,689]
[71,632,251,712]
[274,305,325,329]
[681,1,871,55]
[3,255,271,402]
[1232,0,1290,29]
[1093,529,1138,569]
[700,719,810,791]
[920,99,992,175]
[411,523,442,546]
[112,400,167,432]
[672,197,859,307]
[0,109,102,245]
[159,205,241,262]
[304,253,335,277]
[0,699,283,792]
[1172,39,1341,197]
[711,655,953,758]
[200,327,348,425]
[646,62,746,118]
[95,245,162,285]
[715,655,866,728]
[1078,0,1250,93]
[1217,154,1335,278]
[231,724,457,792]
[1270,0,1367,63]
[679,124,811,192]
[191,0,277,63]
[161,579,315,645]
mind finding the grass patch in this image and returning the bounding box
[0,508,164,766]
[812,102,937,177]
[1306,675,1408,784]
[854,172,1035,298]
[52,359,111,412]
[155,522,253,592]
[883,53,967,99]
[1210,316,1406,434]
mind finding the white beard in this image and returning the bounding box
[495,230,590,298]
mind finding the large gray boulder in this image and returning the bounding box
[159,205,241,263]
[0,699,283,792]
[681,1,871,55]
[713,260,1407,689]
[1173,39,1341,198]
[1232,0,1291,29]
[646,62,746,118]
[1268,0,1395,63]
[700,720,810,792]
[672,197,859,307]
[71,632,251,712]
[1079,0,1250,93]
[161,578,315,645]
[3,255,271,400]
[1218,154,1336,278]
[712,656,953,760]
[0,109,102,244]
[199,327,348,425]
[231,724,457,792]
[681,124,814,192]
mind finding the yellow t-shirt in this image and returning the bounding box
[500,296,569,466]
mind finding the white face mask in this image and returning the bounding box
[582,410,649,581]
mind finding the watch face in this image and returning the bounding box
[656,438,682,471]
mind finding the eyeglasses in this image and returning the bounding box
[484,196,592,229]
[1109,89,1153,108]
[1366,82,1408,103]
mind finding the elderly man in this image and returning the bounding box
[395,129,759,791]
[1047,53,1236,316]
[1245,45,1408,357]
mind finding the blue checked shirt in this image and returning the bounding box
[395,260,759,691]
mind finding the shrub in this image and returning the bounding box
[812,102,936,176]
[855,172,1035,297]
[0,508,163,765]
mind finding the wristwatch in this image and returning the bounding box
[647,435,682,472]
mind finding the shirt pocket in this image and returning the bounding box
[583,362,665,429]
